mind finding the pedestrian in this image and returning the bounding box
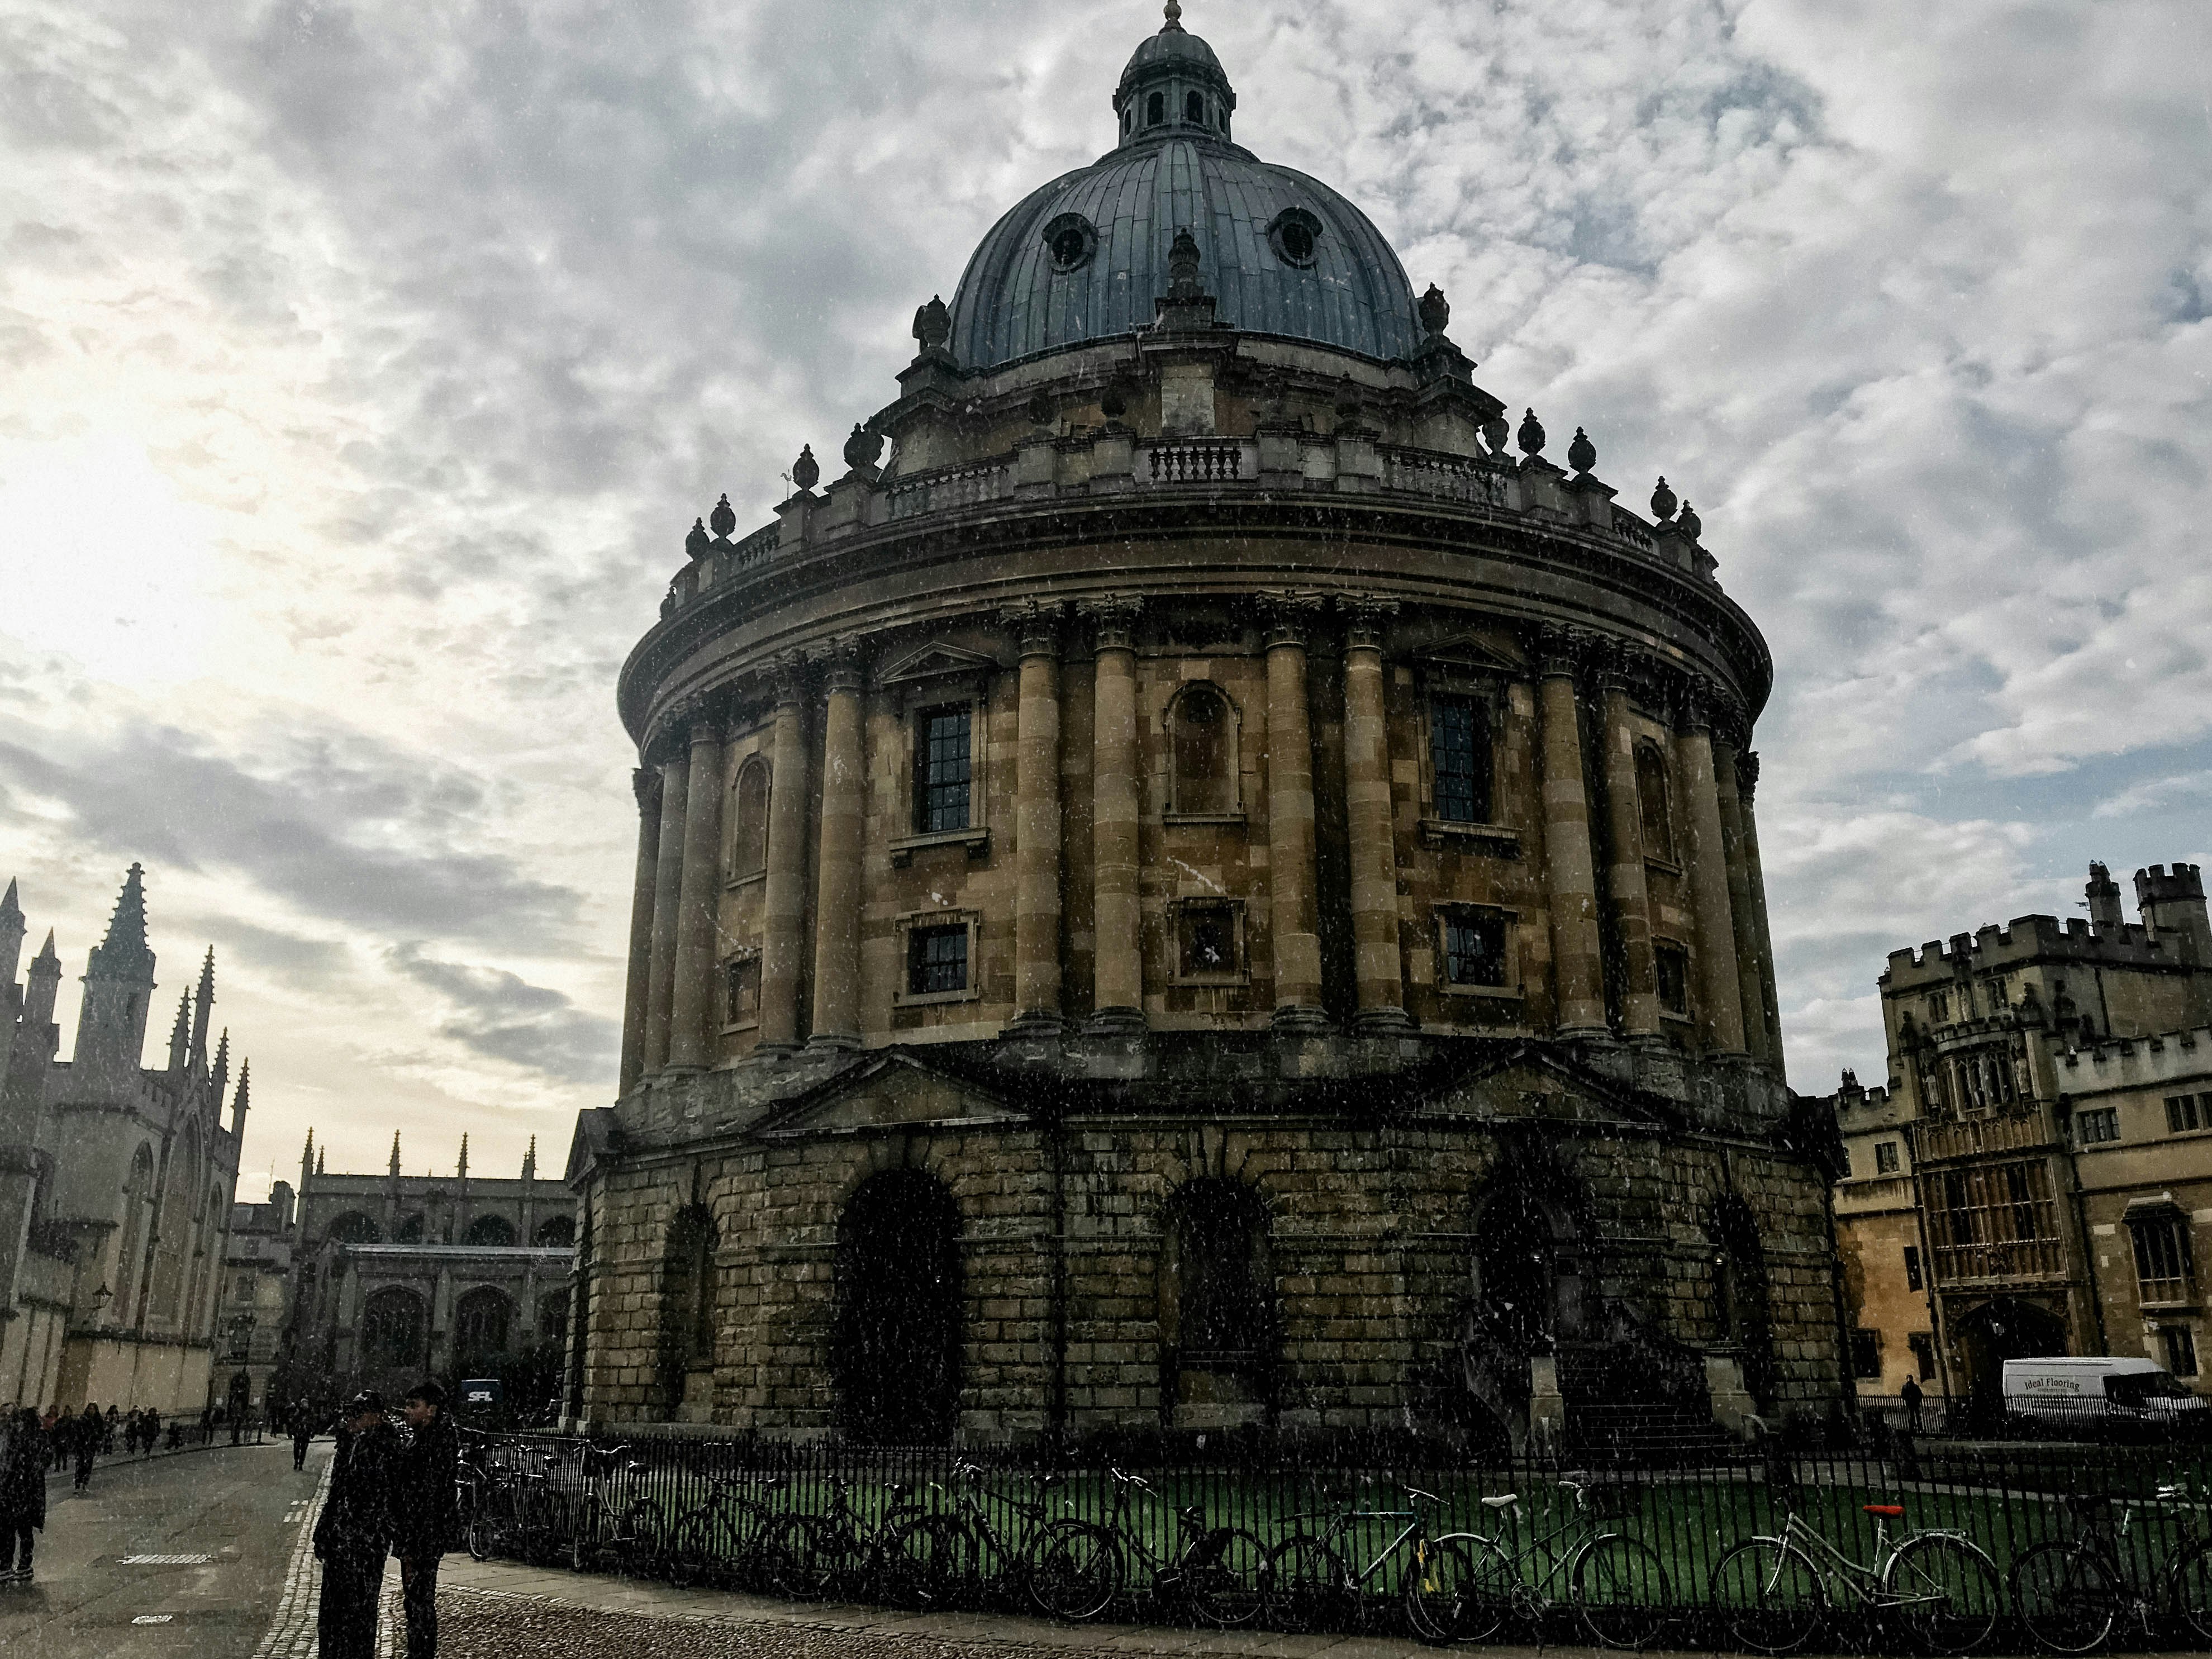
[103,1404,118,1454]
[391,1382,458,1659]
[312,1391,398,1659]
[1,1408,47,1582]
[1900,1374,1925,1435]
[72,1402,101,1492]
[39,1408,60,1471]
[292,1402,317,1472]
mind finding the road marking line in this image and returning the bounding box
[121,1554,213,1565]
[132,1614,175,1624]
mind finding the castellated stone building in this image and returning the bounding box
[1831,862,2212,1420]
[0,866,249,1414]
[567,7,1844,1450]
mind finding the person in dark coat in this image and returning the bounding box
[1,1408,47,1581]
[391,1382,459,1659]
[72,1403,101,1492]
[293,1400,318,1471]
[312,1392,397,1659]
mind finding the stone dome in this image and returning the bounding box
[945,11,1424,373]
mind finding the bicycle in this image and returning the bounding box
[2010,1487,2212,1653]
[774,1473,944,1606]
[1084,1466,1266,1626]
[556,1442,662,1575]
[1411,1478,1672,1650]
[1709,1499,2001,1655]
[463,1443,572,1566]
[661,1470,796,1590]
[918,1459,1097,1617]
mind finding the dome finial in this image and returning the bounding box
[1162,1,1185,32]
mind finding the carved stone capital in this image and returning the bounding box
[997,598,1066,659]
[769,650,810,707]
[820,637,867,696]
[631,767,661,811]
[1737,749,1761,804]
[1672,672,1718,734]
[1078,595,1141,653]
[1594,635,1649,692]
[1340,595,1398,652]
[1533,622,1597,678]
[1257,591,1326,649]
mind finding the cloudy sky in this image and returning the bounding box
[2,0,2207,1195]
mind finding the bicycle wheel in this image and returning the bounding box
[2010,1541,2118,1655]
[765,1514,844,1601]
[1263,1534,1354,1633]
[2168,1537,2212,1646]
[1030,1520,1122,1623]
[525,1490,574,1568]
[1573,1533,1672,1650]
[465,1498,500,1562]
[1183,1527,1268,1627]
[1882,1534,2001,1655]
[1709,1538,1825,1655]
[877,1514,963,1611]
[1406,1532,1516,1646]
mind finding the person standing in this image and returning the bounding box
[293,1401,318,1472]
[72,1403,101,1493]
[0,1408,46,1581]
[312,1392,397,1659]
[1900,1373,1925,1435]
[390,1382,458,1659]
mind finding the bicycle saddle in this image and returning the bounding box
[1862,1504,1905,1518]
[1480,1494,1518,1510]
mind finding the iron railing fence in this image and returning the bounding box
[454,1423,2212,1650]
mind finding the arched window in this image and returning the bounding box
[1169,683,1236,815]
[1160,1180,1275,1422]
[730,758,769,878]
[393,1212,426,1244]
[454,1286,513,1371]
[534,1214,575,1248]
[537,1289,572,1342]
[327,1211,381,1245]
[1185,90,1205,125]
[1635,743,1675,862]
[464,1214,517,1247]
[1710,1196,1775,1409]
[361,1287,426,1373]
[1147,92,1165,126]
[116,1144,156,1325]
[658,1204,719,1414]
[833,1171,960,1443]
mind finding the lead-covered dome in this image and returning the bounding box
[945,9,1424,373]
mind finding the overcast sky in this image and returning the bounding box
[2,0,2208,1197]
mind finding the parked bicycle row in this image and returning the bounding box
[454,1434,2212,1654]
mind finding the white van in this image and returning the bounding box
[2003,1357,2209,1436]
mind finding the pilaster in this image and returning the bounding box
[1342,596,1409,1034]
[1260,593,1328,1031]
[808,641,867,1050]
[1083,598,1145,1033]
[1535,625,1607,1037]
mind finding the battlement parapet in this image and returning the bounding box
[1883,911,2180,982]
[2048,1023,2212,1092]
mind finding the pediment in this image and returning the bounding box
[754,1054,1026,1139]
[1412,1045,1677,1130]
[1417,633,1524,677]
[876,641,1002,688]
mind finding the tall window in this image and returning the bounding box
[1170,684,1234,814]
[731,759,769,877]
[2130,1213,2195,1306]
[725,954,760,1025]
[360,1287,426,1373]
[2167,1094,2204,1133]
[914,706,972,832]
[2163,1325,2200,1378]
[1164,1181,1274,1378]
[1634,743,1674,861]
[1147,92,1164,126]
[1907,1332,1937,1380]
[658,1204,719,1411]
[1904,1244,1924,1291]
[454,1287,513,1369]
[907,924,969,996]
[1442,907,1509,988]
[1851,1329,1881,1378]
[833,1171,961,1443]
[1875,1140,1901,1174]
[1654,943,1690,1016]
[1431,695,1491,824]
[1185,90,1205,124]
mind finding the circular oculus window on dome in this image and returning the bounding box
[1267,207,1324,269]
[1043,212,1098,274]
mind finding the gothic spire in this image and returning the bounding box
[167,988,192,1071]
[89,863,154,981]
[189,945,215,1063]
[389,1131,402,1177]
[34,928,56,965]
[457,1132,469,1180]
[230,1059,251,1136]
[1,877,19,924]
[210,1028,230,1101]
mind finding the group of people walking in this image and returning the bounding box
[312,1381,458,1659]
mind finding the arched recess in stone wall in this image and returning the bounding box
[831,1169,961,1444]
[327,1211,382,1244]
[146,1122,203,1328]
[1709,1193,1777,1410]
[455,1286,514,1373]
[361,1286,427,1375]
[464,1213,517,1247]
[657,1204,718,1418]
[1158,1177,1276,1427]
[116,1143,156,1326]
[394,1211,427,1243]
[535,1214,575,1247]
[1167,682,1241,815]
[1455,1154,1590,1443]
[730,756,770,878]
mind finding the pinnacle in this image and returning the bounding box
[92,863,154,977]
[34,928,56,965]
[1,877,18,918]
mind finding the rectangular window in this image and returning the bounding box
[1654,944,1690,1016]
[2167,1094,2203,1134]
[724,956,761,1026]
[914,706,972,833]
[1931,992,1950,1024]
[2163,1325,2200,1378]
[1850,1328,1881,1379]
[1442,907,1509,988]
[1176,901,1240,980]
[906,924,969,996]
[1904,1244,1924,1292]
[2130,1215,2195,1306]
[1876,1140,1901,1175]
[1907,1332,1937,1381]
[2077,1107,2120,1145]
[1430,695,1490,824]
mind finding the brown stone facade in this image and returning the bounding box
[568,13,1842,1448]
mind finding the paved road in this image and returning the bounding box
[0,1438,327,1659]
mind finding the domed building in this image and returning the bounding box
[568,4,1843,1449]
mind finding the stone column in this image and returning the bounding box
[1536,628,1607,1037]
[1006,602,1065,1034]
[1737,751,1785,1068]
[808,642,866,1049]
[1673,679,1748,1055]
[617,769,662,1094]
[1342,597,1409,1033]
[1713,733,1773,1068]
[759,657,812,1050]
[668,714,726,1071]
[641,742,691,1075]
[1597,653,1661,1039]
[1085,598,1144,1031]
[1262,595,1327,1029]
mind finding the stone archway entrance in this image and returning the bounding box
[831,1170,962,1444]
[1955,1296,2068,1427]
